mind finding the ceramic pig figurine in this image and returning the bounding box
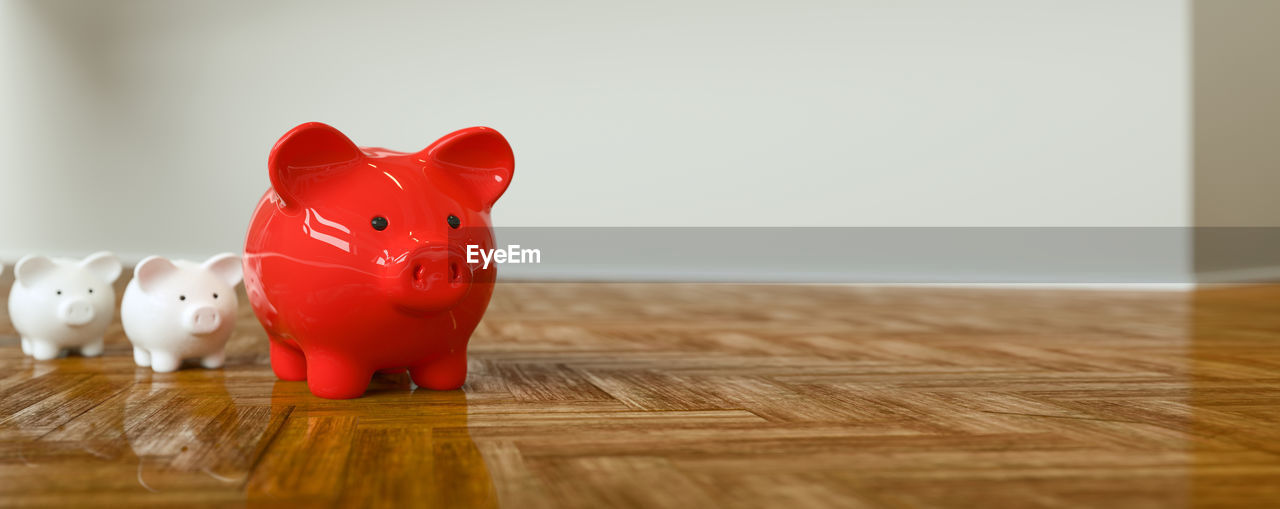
[8,252,122,360]
[121,254,242,372]
[243,122,514,398]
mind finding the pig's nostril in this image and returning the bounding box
[449,262,459,283]
[411,263,432,289]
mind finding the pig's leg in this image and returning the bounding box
[133,347,151,367]
[30,340,61,361]
[305,355,373,399]
[269,339,307,381]
[200,350,226,369]
[151,352,182,373]
[79,338,104,357]
[409,351,468,391]
[20,337,31,355]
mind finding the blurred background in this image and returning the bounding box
[0,0,1276,282]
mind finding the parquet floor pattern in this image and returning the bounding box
[1,277,1278,507]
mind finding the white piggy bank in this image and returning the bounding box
[8,252,123,360]
[121,253,242,372]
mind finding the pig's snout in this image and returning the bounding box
[58,298,96,326]
[394,244,472,312]
[184,305,222,335]
[408,246,472,291]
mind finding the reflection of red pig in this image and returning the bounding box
[243,123,514,399]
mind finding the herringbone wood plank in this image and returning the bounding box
[0,275,1278,507]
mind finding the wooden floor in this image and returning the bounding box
[1,279,1279,508]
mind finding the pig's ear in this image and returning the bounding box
[268,122,363,210]
[133,256,178,294]
[14,255,56,287]
[202,253,243,287]
[80,251,122,284]
[420,127,514,208]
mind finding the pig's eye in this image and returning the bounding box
[213,293,219,299]
[88,288,94,294]
[371,216,389,231]
[447,215,460,229]
[56,290,62,295]
[179,295,186,301]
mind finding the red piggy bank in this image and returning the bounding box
[243,122,513,399]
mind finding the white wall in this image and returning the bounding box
[1,0,1190,265]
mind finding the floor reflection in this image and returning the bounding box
[0,365,254,497]
[247,375,499,507]
[0,356,497,507]
[126,369,275,491]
